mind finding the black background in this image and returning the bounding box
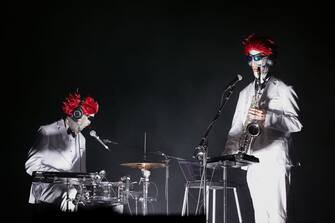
[5,2,334,223]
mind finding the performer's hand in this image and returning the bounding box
[248,108,266,121]
[60,187,78,212]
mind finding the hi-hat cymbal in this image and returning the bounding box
[120,162,166,170]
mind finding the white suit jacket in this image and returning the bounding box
[225,76,303,167]
[25,119,86,204]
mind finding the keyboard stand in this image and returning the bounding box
[207,153,259,223]
[181,180,242,223]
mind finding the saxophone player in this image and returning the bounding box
[224,34,303,223]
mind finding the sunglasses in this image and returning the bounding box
[247,54,267,62]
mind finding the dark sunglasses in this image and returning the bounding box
[247,54,267,62]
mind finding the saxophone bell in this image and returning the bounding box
[246,121,261,137]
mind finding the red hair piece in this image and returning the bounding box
[242,33,277,56]
[62,92,99,116]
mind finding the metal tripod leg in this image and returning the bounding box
[206,185,209,223]
[212,189,216,223]
[233,187,242,223]
[181,182,189,216]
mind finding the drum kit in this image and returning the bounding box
[32,161,166,215]
[32,132,170,215]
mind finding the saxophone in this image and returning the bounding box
[238,68,264,154]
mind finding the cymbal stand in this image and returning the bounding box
[120,176,132,214]
[141,169,151,215]
[134,194,139,215]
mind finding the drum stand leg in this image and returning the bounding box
[135,196,138,215]
[124,195,132,215]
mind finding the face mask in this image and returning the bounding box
[67,115,91,133]
[247,51,271,84]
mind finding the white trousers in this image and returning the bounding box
[247,161,290,223]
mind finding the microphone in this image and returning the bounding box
[89,130,110,151]
[225,74,243,90]
[255,67,262,91]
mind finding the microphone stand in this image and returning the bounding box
[152,151,185,215]
[193,84,236,222]
[159,153,184,216]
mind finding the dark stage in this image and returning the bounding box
[5,2,334,223]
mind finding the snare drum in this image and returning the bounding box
[79,181,121,206]
[92,181,117,203]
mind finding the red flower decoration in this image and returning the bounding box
[62,92,99,116]
[81,96,99,115]
[242,33,277,56]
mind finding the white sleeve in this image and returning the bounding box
[25,127,63,176]
[264,85,303,133]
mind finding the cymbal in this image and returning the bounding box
[120,162,166,170]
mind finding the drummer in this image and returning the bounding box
[25,91,99,214]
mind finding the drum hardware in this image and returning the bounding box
[120,131,163,215]
[32,171,130,209]
[138,197,157,203]
[132,191,141,215]
[142,169,150,215]
[118,176,136,205]
[75,180,118,207]
[121,161,165,215]
[127,189,157,215]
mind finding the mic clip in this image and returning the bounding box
[193,137,208,160]
[159,151,168,159]
[102,138,119,145]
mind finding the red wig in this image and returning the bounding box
[242,33,277,56]
[62,92,99,117]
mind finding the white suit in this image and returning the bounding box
[25,119,86,204]
[225,76,302,223]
